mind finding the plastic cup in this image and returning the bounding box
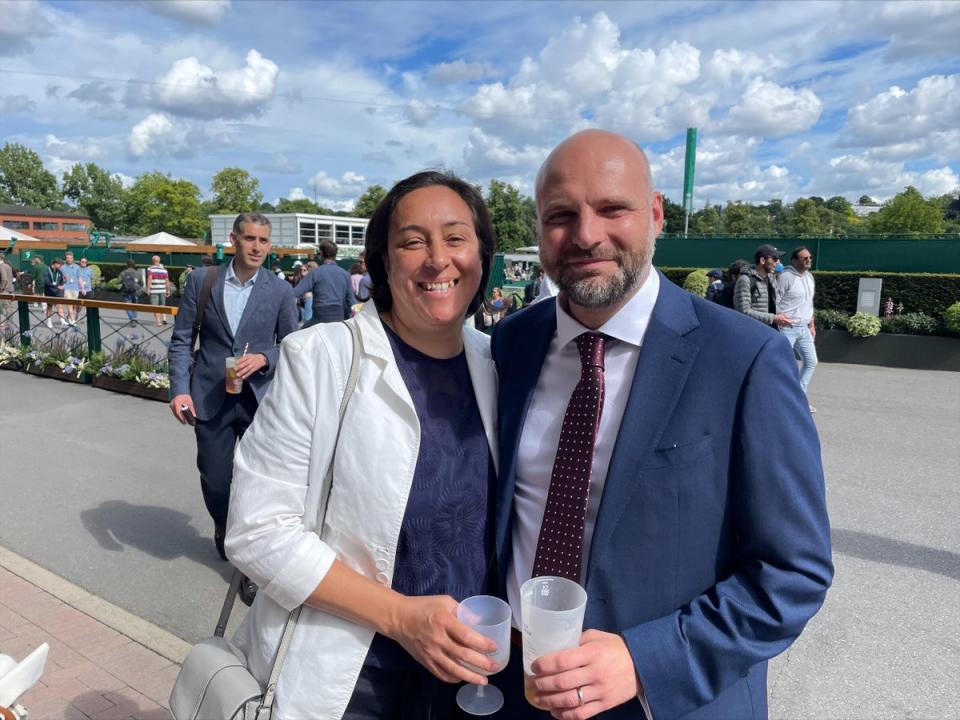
[225,356,243,394]
[520,576,587,708]
[455,595,511,715]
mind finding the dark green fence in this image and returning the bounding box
[651,234,960,273]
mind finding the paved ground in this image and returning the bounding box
[0,362,958,718]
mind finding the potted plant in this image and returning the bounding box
[23,337,88,382]
[90,345,170,401]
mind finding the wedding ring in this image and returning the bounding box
[576,687,585,706]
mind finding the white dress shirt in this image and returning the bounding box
[223,260,258,336]
[507,270,660,621]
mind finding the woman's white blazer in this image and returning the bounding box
[224,301,499,720]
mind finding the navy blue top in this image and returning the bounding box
[365,325,495,670]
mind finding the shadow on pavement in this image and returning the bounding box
[80,500,228,574]
[832,527,960,581]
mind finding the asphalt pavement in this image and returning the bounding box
[0,362,958,718]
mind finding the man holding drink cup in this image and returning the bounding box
[491,131,832,719]
[168,213,297,584]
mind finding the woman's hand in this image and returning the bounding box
[389,594,498,684]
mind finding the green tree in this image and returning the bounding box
[858,195,877,205]
[824,196,853,216]
[258,201,276,212]
[62,162,128,233]
[869,186,946,234]
[661,196,685,234]
[353,184,387,218]
[486,179,535,252]
[276,197,322,214]
[787,198,823,235]
[0,143,61,208]
[125,171,207,238]
[690,205,720,235]
[210,167,263,214]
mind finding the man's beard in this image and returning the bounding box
[546,230,655,308]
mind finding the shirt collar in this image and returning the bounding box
[555,268,660,349]
[225,259,258,288]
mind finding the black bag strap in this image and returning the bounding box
[190,267,220,352]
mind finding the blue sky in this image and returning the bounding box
[1,0,957,211]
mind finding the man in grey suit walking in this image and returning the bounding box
[168,212,297,569]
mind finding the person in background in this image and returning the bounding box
[77,257,95,302]
[146,255,170,326]
[716,259,750,309]
[226,170,500,718]
[29,256,45,309]
[349,261,364,298]
[356,250,373,303]
[0,251,14,332]
[60,251,81,326]
[118,259,143,324]
[168,212,297,605]
[293,241,355,326]
[777,246,818,412]
[524,267,542,305]
[734,245,791,330]
[705,268,724,303]
[43,257,65,329]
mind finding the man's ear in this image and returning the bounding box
[651,191,665,236]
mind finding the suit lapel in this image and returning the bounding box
[234,268,269,340]
[208,266,232,340]
[494,300,557,580]
[587,276,700,576]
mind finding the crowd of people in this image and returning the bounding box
[162,129,831,720]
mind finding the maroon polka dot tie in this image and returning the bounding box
[531,332,606,581]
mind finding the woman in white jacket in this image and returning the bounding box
[225,171,501,719]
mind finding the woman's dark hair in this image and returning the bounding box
[349,263,362,275]
[364,170,496,316]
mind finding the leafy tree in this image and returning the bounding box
[353,184,387,218]
[787,198,823,235]
[210,167,263,214]
[720,201,772,235]
[661,196,685,234]
[0,143,61,209]
[690,205,720,235]
[824,196,853,216]
[276,197,322,214]
[869,186,945,234]
[486,179,535,252]
[62,162,128,233]
[858,195,877,205]
[125,171,207,238]
[259,201,276,212]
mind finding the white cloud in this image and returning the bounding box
[308,170,366,198]
[67,81,116,106]
[0,0,52,56]
[913,167,960,197]
[705,49,784,86]
[127,113,190,157]
[254,153,302,174]
[841,74,959,162]
[404,100,438,127]
[463,128,550,177]
[878,0,959,59]
[428,60,496,84]
[147,49,279,119]
[0,95,37,114]
[45,134,105,160]
[811,153,958,201]
[723,78,822,137]
[287,187,307,201]
[146,0,231,26]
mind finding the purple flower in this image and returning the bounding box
[64,366,75,375]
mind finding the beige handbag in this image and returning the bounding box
[169,323,361,720]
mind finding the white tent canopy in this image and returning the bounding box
[125,231,198,246]
[0,226,41,242]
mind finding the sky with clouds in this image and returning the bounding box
[1,0,958,212]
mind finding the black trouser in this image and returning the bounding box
[194,386,258,529]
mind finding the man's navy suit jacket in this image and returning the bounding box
[491,273,833,720]
[168,265,297,421]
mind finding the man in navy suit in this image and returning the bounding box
[491,130,832,719]
[169,213,297,563]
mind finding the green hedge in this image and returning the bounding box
[662,267,960,319]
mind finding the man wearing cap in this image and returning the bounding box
[734,244,792,329]
[705,269,724,303]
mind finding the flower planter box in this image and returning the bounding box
[816,330,960,372]
[91,375,169,402]
[25,364,87,383]
[0,360,22,371]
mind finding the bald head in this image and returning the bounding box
[535,129,654,207]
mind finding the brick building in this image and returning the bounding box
[0,204,92,242]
